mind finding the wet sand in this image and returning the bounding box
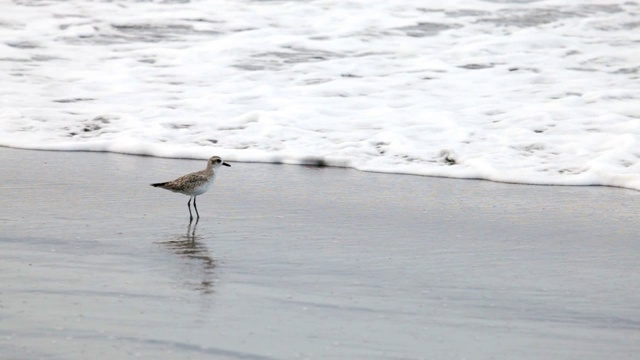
[0,147,639,359]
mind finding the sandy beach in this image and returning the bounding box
[1,147,639,359]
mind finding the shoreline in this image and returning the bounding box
[1,147,639,359]
[2,145,638,192]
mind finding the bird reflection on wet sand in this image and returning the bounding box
[158,220,216,295]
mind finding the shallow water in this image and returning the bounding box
[1,148,639,359]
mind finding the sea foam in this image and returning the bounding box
[1,0,639,189]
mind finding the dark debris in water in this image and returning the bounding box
[66,116,114,137]
[439,150,458,165]
[83,124,100,132]
[443,156,457,165]
[302,157,328,168]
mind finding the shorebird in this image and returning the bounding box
[151,156,231,222]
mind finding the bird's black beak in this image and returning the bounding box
[223,162,231,167]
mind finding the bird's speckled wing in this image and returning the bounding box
[162,170,211,192]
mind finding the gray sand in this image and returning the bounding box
[0,147,639,359]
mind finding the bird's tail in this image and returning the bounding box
[151,182,168,187]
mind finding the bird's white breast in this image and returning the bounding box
[190,177,214,195]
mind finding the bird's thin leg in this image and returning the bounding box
[187,197,193,223]
[193,196,200,219]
